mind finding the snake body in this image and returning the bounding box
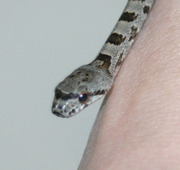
[52,0,155,118]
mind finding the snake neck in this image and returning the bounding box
[91,0,155,78]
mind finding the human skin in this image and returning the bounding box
[78,0,180,169]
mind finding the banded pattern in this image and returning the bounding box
[95,0,155,77]
[52,0,155,118]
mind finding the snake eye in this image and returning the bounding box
[78,91,90,104]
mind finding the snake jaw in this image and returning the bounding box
[52,91,105,118]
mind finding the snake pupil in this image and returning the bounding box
[79,92,89,103]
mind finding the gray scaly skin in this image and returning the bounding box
[52,0,155,118]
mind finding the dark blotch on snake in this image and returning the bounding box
[94,90,100,95]
[55,89,78,101]
[115,52,124,68]
[55,89,63,99]
[106,33,126,45]
[129,26,138,41]
[100,90,105,95]
[143,6,150,14]
[82,78,89,82]
[94,90,106,95]
[119,12,138,22]
[92,53,112,76]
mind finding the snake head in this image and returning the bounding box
[52,65,112,118]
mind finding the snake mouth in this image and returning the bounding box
[52,109,67,118]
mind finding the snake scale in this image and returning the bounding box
[52,0,155,118]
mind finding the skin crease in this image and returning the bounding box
[78,0,180,170]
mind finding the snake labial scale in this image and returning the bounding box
[52,0,155,118]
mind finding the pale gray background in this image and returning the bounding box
[0,0,126,169]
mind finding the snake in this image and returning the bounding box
[52,0,155,118]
